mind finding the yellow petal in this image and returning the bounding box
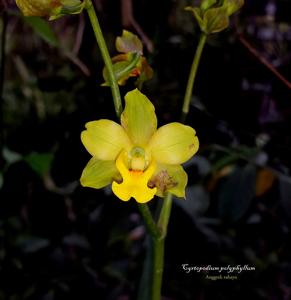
[150,163,188,198]
[121,89,157,146]
[81,120,132,160]
[147,122,199,165]
[112,153,157,203]
[80,158,120,189]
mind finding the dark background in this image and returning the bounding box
[0,0,291,299]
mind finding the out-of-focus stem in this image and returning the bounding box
[181,33,207,123]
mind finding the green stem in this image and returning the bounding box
[151,193,172,300]
[157,193,173,238]
[138,204,161,240]
[152,237,164,300]
[84,0,123,117]
[115,53,141,79]
[181,33,207,123]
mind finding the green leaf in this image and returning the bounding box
[24,152,54,176]
[24,16,59,47]
[218,164,256,222]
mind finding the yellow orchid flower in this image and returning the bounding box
[80,89,199,203]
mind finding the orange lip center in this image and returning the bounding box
[129,169,144,178]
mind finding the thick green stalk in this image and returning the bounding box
[85,0,123,117]
[182,33,207,123]
[157,193,173,238]
[151,193,172,300]
[151,237,164,300]
[138,204,161,240]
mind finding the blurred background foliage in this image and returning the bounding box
[0,0,291,299]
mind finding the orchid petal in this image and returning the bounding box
[150,163,188,198]
[121,89,157,146]
[148,122,199,165]
[80,158,120,189]
[112,152,157,203]
[81,120,131,160]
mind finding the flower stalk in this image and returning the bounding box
[137,194,172,300]
[138,204,161,240]
[152,193,172,299]
[149,33,207,300]
[84,0,123,117]
[182,32,207,123]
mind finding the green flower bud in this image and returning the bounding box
[186,0,244,34]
